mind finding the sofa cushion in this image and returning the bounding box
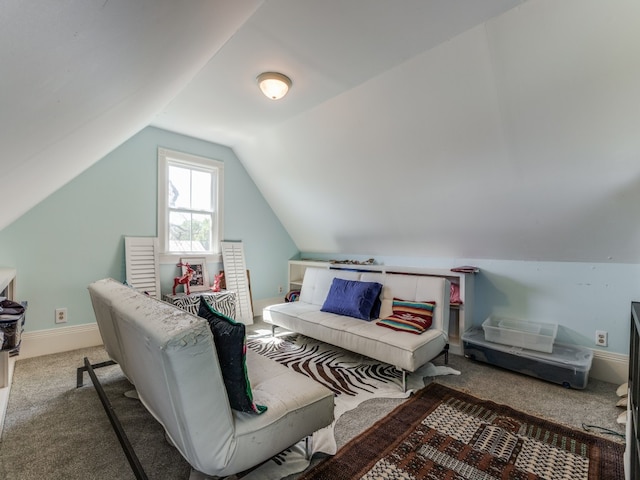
[198,300,267,414]
[321,278,382,320]
[376,299,436,334]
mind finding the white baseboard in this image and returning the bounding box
[18,323,103,360]
[590,349,628,386]
[14,320,630,388]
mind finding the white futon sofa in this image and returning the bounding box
[263,267,450,388]
[88,278,334,479]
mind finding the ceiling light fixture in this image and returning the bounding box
[257,72,292,100]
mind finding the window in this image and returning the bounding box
[158,148,224,259]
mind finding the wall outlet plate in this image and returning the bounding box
[55,307,68,324]
[595,330,608,347]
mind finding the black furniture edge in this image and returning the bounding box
[81,357,148,480]
[76,359,116,388]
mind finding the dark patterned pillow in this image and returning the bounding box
[198,300,266,414]
[376,299,436,334]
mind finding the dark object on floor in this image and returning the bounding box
[81,357,148,480]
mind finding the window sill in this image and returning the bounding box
[159,253,223,265]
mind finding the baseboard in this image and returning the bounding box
[15,319,629,388]
[18,323,103,360]
[590,349,628,386]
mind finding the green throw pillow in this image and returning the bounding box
[198,300,266,414]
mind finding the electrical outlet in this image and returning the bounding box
[595,330,608,347]
[278,285,284,294]
[55,307,68,324]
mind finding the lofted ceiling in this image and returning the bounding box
[152,0,526,146]
[2,0,640,263]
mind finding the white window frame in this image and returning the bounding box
[157,148,224,263]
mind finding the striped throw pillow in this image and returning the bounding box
[376,299,435,334]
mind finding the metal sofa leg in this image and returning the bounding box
[83,357,148,480]
[76,359,117,388]
[433,344,450,366]
[305,436,312,460]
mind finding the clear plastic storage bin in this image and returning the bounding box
[463,327,592,389]
[482,316,558,353]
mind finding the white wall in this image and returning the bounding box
[238,0,640,264]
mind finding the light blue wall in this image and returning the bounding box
[2,124,637,358]
[0,127,297,333]
[301,253,640,355]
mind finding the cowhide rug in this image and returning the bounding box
[242,334,460,480]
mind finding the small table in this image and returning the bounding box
[162,290,236,319]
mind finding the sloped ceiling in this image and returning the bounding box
[0,0,263,227]
[2,0,640,263]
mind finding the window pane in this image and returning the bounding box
[192,170,212,211]
[168,166,191,209]
[192,213,211,251]
[160,148,223,255]
[169,211,191,251]
[168,211,212,252]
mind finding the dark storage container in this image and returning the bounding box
[462,327,593,389]
[0,316,24,352]
[0,301,26,354]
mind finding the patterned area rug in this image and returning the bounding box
[299,382,625,480]
[243,334,460,480]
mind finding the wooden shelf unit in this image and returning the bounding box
[288,260,332,292]
[287,260,475,355]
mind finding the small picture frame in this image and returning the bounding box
[180,257,209,292]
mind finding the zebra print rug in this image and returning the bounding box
[243,334,460,480]
[247,333,410,396]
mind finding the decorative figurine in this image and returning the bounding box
[173,262,195,295]
[212,272,224,292]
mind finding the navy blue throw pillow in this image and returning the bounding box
[321,278,383,320]
[198,300,266,414]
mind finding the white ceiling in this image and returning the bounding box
[152,0,525,147]
[2,0,640,263]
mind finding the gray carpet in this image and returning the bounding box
[0,342,625,480]
[0,346,189,479]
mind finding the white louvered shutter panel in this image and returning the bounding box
[221,241,253,325]
[124,237,161,299]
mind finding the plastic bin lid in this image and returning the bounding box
[462,327,593,370]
